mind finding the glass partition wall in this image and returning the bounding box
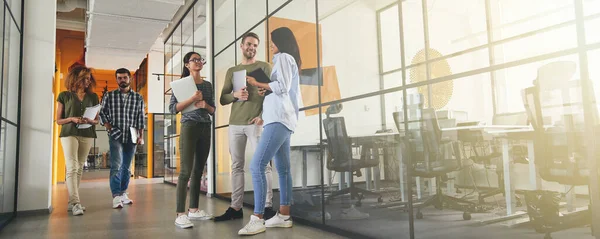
[0,0,23,229]
[159,0,600,238]
[162,0,209,192]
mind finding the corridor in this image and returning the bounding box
[0,179,345,239]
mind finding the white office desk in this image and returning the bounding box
[442,125,532,216]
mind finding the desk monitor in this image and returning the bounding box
[492,112,528,125]
[438,118,456,129]
[456,121,479,127]
[436,109,468,121]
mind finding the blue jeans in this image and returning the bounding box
[109,137,137,197]
[250,123,293,215]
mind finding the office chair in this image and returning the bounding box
[521,78,594,239]
[323,104,383,207]
[394,108,480,220]
[457,113,528,205]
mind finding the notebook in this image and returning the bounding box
[248,68,272,96]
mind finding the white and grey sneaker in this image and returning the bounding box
[175,214,194,229]
[72,204,84,216]
[68,203,86,212]
[265,212,293,228]
[188,209,213,220]
[238,215,266,236]
[340,205,370,220]
[121,193,133,205]
[112,196,123,209]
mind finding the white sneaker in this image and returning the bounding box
[68,203,86,212]
[72,204,84,216]
[174,214,194,229]
[340,205,370,220]
[265,212,293,228]
[112,196,123,209]
[121,193,133,205]
[188,209,213,220]
[238,215,266,236]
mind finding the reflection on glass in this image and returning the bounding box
[379,4,402,72]
[2,12,19,123]
[0,121,17,221]
[427,0,487,57]
[585,17,600,44]
[215,127,231,195]
[402,0,426,66]
[494,54,580,114]
[321,94,409,237]
[269,0,289,15]
[236,0,266,39]
[489,0,575,41]
[214,46,236,127]
[214,0,235,53]
[317,0,382,102]
[493,25,577,65]
[6,0,21,29]
[153,115,166,177]
[584,0,600,17]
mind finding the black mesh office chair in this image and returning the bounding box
[323,110,383,207]
[521,79,594,239]
[394,108,479,220]
[457,113,528,205]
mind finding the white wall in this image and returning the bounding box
[147,50,165,113]
[18,1,56,212]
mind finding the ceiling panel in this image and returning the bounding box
[87,16,167,50]
[92,0,183,21]
[86,0,183,70]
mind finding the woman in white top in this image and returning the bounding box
[238,27,302,236]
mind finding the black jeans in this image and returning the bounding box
[176,121,211,213]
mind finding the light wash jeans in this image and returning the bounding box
[250,122,293,215]
[109,137,137,197]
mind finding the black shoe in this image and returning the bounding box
[264,207,277,220]
[213,207,243,222]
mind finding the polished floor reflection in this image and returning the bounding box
[0,178,344,239]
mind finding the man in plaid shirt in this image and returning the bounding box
[99,68,145,209]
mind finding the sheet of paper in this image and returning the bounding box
[130,127,144,145]
[77,104,101,129]
[233,70,247,101]
[170,76,199,113]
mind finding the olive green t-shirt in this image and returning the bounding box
[219,61,272,125]
[57,91,100,138]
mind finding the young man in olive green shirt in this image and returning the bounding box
[214,32,276,221]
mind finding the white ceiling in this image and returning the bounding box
[85,0,184,70]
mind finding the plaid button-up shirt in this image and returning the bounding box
[99,89,145,143]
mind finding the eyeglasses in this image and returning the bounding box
[189,58,206,64]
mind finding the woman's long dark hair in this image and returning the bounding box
[271,27,302,70]
[182,51,201,78]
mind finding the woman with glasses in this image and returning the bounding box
[238,27,302,235]
[55,65,100,216]
[169,51,215,228]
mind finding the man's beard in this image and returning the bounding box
[119,82,130,89]
[244,50,255,59]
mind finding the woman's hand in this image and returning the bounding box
[257,87,266,96]
[190,90,203,102]
[70,117,85,124]
[246,76,258,87]
[83,118,98,125]
[195,100,207,109]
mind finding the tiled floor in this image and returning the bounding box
[0,178,346,239]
